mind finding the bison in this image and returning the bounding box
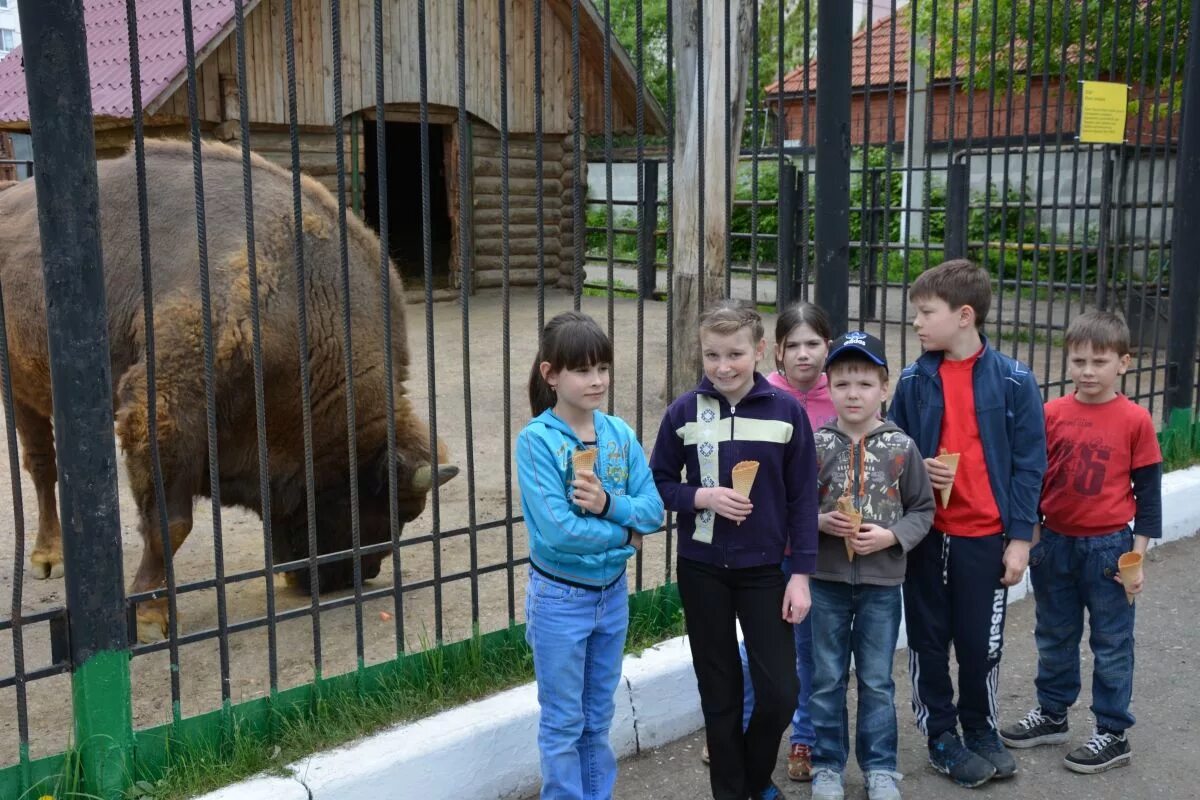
[0,139,457,641]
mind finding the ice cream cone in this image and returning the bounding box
[731,461,760,526]
[1118,551,1143,605]
[836,493,862,561]
[571,448,597,476]
[936,449,961,508]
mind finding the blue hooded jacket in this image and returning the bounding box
[517,409,664,587]
[887,336,1047,541]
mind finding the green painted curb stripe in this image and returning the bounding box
[72,649,133,799]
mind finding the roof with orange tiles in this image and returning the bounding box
[0,0,245,124]
[766,11,912,97]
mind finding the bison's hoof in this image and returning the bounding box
[135,606,170,643]
[30,551,64,580]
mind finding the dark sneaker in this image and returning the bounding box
[1000,706,1070,748]
[928,730,997,788]
[1064,729,1132,774]
[964,728,1018,779]
[750,783,784,800]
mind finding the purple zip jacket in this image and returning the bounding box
[650,373,819,574]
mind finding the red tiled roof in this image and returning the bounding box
[766,12,912,97]
[0,0,241,124]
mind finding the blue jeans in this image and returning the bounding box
[738,616,815,745]
[525,569,629,800]
[738,554,815,747]
[809,579,903,773]
[1030,528,1136,732]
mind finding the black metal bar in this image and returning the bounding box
[498,0,516,625]
[18,0,132,785]
[814,0,851,332]
[455,0,479,635]
[776,162,797,309]
[1165,0,1200,417]
[1096,151,1115,310]
[639,160,660,299]
[945,161,970,260]
[21,0,125,670]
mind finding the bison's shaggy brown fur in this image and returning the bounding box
[0,140,455,640]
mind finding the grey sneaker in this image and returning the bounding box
[1063,729,1132,774]
[865,770,902,800]
[1000,706,1070,748]
[810,767,845,800]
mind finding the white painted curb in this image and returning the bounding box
[198,464,1200,800]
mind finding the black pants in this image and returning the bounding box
[678,557,798,800]
[903,531,1008,740]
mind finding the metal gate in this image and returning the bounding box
[0,0,1195,796]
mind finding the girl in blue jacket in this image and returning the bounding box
[517,310,664,800]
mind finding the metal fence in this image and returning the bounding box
[0,0,1196,796]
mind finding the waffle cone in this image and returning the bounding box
[836,494,862,561]
[1118,551,1143,605]
[731,460,760,497]
[731,461,759,527]
[571,448,597,475]
[936,451,961,508]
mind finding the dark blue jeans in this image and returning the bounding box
[1030,528,1137,732]
[809,579,903,773]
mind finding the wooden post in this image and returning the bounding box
[670,0,754,398]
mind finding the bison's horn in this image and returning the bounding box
[411,463,461,492]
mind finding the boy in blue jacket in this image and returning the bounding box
[651,299,818,800]
[888,260,1047,788]
[518,311,664,800]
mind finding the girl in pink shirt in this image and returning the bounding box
[769,302,837,431]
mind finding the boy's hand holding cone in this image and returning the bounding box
[1118,551,1144,604]
[731,461,759,526]
[836,490,863,561]
[932,447,961,508]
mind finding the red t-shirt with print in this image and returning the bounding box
[934,347,1004,537]
[1039,393,1162,536]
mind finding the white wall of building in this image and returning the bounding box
[0,0,21,58]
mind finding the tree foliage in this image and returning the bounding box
[914,0,1189,114]
[604,0,816,112]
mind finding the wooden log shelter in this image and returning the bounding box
[0,0,666,291]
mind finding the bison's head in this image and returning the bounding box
[278,444,458,593]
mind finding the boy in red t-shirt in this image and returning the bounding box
[1000,311,1161,775]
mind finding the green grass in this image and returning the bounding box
[32,586,686,800]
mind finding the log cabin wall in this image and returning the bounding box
[470,126,583,290]
[154,0,642,138]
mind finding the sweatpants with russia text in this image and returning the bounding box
[903,531,1008,738]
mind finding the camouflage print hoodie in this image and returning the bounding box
[814,421,935,586]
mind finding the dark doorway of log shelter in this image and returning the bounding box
[363,119,453,289]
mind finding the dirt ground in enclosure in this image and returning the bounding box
[0,284,1168,763]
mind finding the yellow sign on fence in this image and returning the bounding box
[1079,80,1128,144]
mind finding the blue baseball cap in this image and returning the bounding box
[825,331,888,371]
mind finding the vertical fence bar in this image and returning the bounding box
[1096,151,1115,310]
[777,161,797,309]
[498,0,515,623]
[814,0,851,332]
[639,161,660,299]
[330,0,357,663]
[0,175,30,792]
[571,0,584,310]
[1164,0,1200,427]
[417,0,442,650]
[455,0,480,630]
[17,1,133,794]
[945,160,970,260]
